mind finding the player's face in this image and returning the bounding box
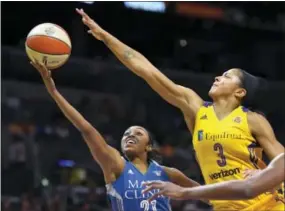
[209,68,245,100]
[121,126,150,158]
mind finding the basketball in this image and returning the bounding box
[25,23,72,69]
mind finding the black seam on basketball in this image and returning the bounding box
[28,34,71,48]
[49,54,71,70]
[26,44,70,56]
[26,45,69,69]
[27,34,71,53]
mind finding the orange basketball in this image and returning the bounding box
[25,23,72,69]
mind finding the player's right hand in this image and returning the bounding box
[30,60,51,79]
[76,8,104,41]
[30,60,56,93]
[142,181,186,201]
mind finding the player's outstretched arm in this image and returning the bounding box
[143,153,285,201]
[163,167,210,204]
[76,8,203,118]
[30,61,124,175]
[182,152,285,200]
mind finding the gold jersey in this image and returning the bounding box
[193,102,284,211]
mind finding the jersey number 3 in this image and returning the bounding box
[214,143,227,167]
[140,200,157,211]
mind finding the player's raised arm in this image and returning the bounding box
[76,8,203,117]
[30,61,124,175]
[163,167,210,204]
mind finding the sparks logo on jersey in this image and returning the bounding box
[153,170,161,176]
[128,169,134,175]
[198,130,204,141]
[200,114,208,120]
[233,116,242,123]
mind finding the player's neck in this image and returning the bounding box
[213,99,240,117]
[131,157,149,174]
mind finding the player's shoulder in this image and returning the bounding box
[246,110,272,136]
[149,160,164,170]
[161,166,188,183]
[151,160,160,166]
[161,166,172,171]
[177,85,204,114]
[193,101,213,123]
[196,101,213,112]
[161,166,181,176]
[247,110,267,125]
[192,101,212,111]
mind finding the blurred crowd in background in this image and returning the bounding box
[2,1,285,211]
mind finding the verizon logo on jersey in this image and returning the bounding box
[209,167,241,180]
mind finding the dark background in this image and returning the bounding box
[1,2,285,211]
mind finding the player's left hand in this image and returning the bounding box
[75,8,104,41]
[243,169,276,194]
[30,60,51,80]
[142,181,185,202]
[30,60,56,94]
[243,169,261,178]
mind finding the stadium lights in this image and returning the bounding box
[124,2,166,13]
[82,1,94,4]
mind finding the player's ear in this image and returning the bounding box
[235,87,246,99]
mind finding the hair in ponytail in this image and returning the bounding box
[238,69,269,116]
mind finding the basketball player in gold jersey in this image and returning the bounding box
[77,8,285,211]
[142,153,284,203]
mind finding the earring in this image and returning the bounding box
[146,146,152,152]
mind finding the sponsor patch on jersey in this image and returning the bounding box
[198,130,204,141]
[209,168,241,180]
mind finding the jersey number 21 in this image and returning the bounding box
[140,200,157,211]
